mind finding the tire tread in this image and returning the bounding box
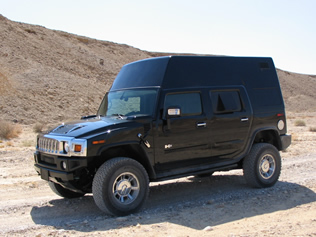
[92,157,149,216]
[243,143,281,188]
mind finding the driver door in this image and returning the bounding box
[155,91,211,170]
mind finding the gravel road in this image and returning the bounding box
[0,147,315,237]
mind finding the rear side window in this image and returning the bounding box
[210,90,242,114]
[164,92,202,116]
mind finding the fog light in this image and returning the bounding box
[61,161,67,170]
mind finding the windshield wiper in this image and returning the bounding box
[112,114,125,119]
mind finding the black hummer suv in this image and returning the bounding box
[34,56,291,216]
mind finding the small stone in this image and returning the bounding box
[203,226,213,231]
[207,200,214,205]
[95,216,103,221]
[116,217,128,222]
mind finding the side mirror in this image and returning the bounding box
[167,107,181,118]
[165,107,181,131]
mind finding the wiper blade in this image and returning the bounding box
[112,114,125,119]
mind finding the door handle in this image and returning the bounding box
[241,117,249,122]
[197,122,207,128]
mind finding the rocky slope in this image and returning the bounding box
[0,14,315,125]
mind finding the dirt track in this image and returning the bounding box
[0,150,315,237]
[0,115,316,237]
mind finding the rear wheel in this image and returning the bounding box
[92,157,149,216]
[243,143,281,188]
[48,181,85,198]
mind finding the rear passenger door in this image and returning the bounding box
[208,87,252,158]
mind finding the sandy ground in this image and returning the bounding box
[0,113,315,237]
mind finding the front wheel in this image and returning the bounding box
[92,157,149,216]
[243,143,281,188]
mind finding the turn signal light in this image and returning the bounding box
[74,144,82,152]
[92,140,106,145]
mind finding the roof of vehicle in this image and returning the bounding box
[111,55,278,90]
[110,56,284,111]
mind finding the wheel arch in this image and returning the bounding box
[96,144,156,180]
[252,128,282,150]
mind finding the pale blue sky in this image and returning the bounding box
[1,0,315,74]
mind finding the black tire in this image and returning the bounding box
[243,143,281,188]
[92,157,149,216]
[48,181,85,198]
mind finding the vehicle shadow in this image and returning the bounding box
[30,173,316,231]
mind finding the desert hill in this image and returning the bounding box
[0,15,315,125]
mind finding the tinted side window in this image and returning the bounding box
[210,91,241,114]
[165,92,202,116]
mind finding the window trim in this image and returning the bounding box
[164,91,203,117]
[210,89,242,114]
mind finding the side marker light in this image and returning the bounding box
[92,140,106,145]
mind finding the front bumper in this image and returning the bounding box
[34,151,88,181]
[280,134,291,150]
[34,164,74,181]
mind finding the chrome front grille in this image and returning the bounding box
[37,137,60,154]
[36,135,87,157]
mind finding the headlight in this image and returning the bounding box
[63,141,84,154]
[63,142,69,153]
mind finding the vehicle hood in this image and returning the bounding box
[45,116,139,138]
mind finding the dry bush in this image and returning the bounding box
[0,120,22,139]
[33,123,45,133]
[76,36,90,44]
[24,29,36,34]
[310,127,316,132]
[294,120,306,127]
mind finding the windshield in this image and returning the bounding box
[97,89,158,117]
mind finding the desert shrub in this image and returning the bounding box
[294,120,306,127]
[76,36,89,44]
[310,127,316,132]
[33,123,44,133]
[24,29,36,34]
[0,120,22,139]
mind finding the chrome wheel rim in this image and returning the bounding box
[259,154,276,179]
[112,172,140,205]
